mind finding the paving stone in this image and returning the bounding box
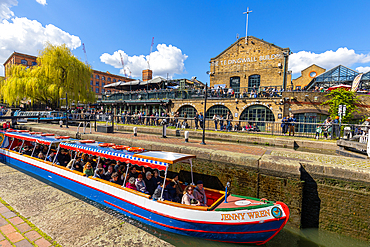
[1,212,16,219]
[16,223,31,233]
[6,231,24,243]
[8,217,23,226]
[0,224,15,234]
[34,238,51,247]
[0,239,12,247]
[0,208,10,214]
[0,218,8,227]
[0,235,4,241]
[24,231,41,242]
[14,239,33,247]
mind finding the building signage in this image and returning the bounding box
[212,53,283,67]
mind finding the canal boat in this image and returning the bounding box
[0,130,289,245]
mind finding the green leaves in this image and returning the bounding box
[1,43,95,107]
[322,89,360,123]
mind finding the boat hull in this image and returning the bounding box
[0,149,289,244]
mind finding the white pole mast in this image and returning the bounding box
[243,7,252,44]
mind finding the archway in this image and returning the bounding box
[240,105,275,131]
[206,105,231,119]
[177,105,197,118]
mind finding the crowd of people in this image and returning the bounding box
[208,86,283,99]
[12,143,208,206]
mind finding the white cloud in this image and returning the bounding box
[289,47,370,74]
[35,0,46,5]
[0,0,17,20]
[356,66,370,73]
[100,44,188,78]
[0,17,81,75]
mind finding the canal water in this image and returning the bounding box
[3,161,369,247]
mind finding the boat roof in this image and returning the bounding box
[59,141,195,170]
[3,130,74,145]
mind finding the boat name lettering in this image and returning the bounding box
[220,213,245,221]
[247,209,271,219]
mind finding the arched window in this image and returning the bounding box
[240,105,274,131]
[206,105,231,119]
[248,74,260,91]
[178,105,197,118]
[230,76,240,94]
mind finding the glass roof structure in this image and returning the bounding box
[306,65,370,90]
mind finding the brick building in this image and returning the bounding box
[209,36,291,92]
[292,64,326,90]
[3,52,133,99]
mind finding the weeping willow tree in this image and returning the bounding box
[1,43,95,108]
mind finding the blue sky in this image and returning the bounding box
[1,0,370,83]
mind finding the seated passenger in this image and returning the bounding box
[125,177,137,190]
[88,156,97,169]
[58,149,71,167]
[172,175,183,200]
[166,181,179,202]
[83,162,94,177]
[103,165,114,181]
[152,170,163,185]
[46,152,56,163]
[22,146,32,156]
[110,172,123,185]
[135,174,148,194]
[143,171,156,196]
[93,168,104,179]
[41,145,48,155]
[181,185,200,206]
[193,180,207,206]
[129,166,139,178]
[38,152,45,160]
[71,157,84,173]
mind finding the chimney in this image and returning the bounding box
[142,69,153,81]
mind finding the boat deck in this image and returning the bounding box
[215,195,265,210]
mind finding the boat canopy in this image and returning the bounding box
[4,131,74,145]
[59,142,192,171]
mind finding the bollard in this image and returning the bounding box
[184,131,189,142]
[133,127,137,137]
[162,124,167,138]
[59,120,63,128]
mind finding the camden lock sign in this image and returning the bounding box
[212,53,283,67]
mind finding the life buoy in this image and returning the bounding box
[79,140,95,144]
[98,143,115,147]
[127,147,145,152]
[55,136,70,139]
[16,130,29,133]
[6,129,15,132]
[112,145,129,150]
[41,133,55,136]
[30,132,42,135]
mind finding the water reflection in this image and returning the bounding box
[3,161,368,247]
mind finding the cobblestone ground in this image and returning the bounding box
[0,198,57,247]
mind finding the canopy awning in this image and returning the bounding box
[59,142,171,171]
[327,84,351,91]
[4,132,73,145]
[133,151,196,164]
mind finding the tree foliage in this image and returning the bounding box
[322,89,360,123]
[0,43,95,108]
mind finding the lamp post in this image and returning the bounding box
[65,92,69,128]
[200,84,207,145]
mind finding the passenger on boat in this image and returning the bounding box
[103,165,114,181]
[129,167,139,178]
[193,180,207,206]
[181,185,200,206]
[166,181,179,202]
[125,177,137,190]
[41,146,48,155]
[110,172,123,185]
[81,153,89,163]
[152,170,163,185]
[83,162,94,177]
[71,157,84,173]
[46,152,56,163]
[172,175,183,199]
[135,174,148,194]
[93,168,105,179]
[88,156,97,169]
[38,152,45,160]
[58,149,71,167]
[143,171,156,195]
[33,144,43,157]
[21,146,32,156]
